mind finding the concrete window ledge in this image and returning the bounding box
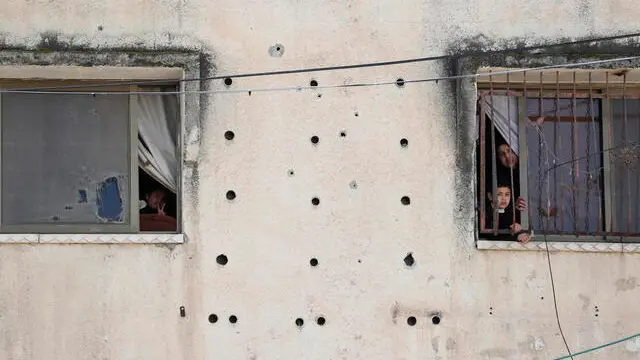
[0,234,184,244]
[477,240,640,253]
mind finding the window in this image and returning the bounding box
[0,68,182,236]
[476,68,640,242]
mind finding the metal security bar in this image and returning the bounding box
[478,69,640,242]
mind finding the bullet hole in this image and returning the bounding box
[224,78,233,86]
[310,258,319,267]
[288,169,295,176]
[540,296,544,300]
[396,78,405,87]
[91,93,97,97]
[317,94,322,98]
[310,79,318,87]
[97,25,104,31]
[340,131,347,137]
[208,314,218,323]
[224,131,235,140]
[295,318,304,327]
[354,112,359,117]
[229,315,238,324]
[357,259,362,263]
[248,91,252,96]
[310,135,319,144]
[407,316,417,326]
[311,197,320,206]
[400,138,408,147]
[403,253,415,267]
[269,43,285,57]
[489,307,493,315]
[226,190,236,200]
[401,196,411,205]
[432,315,441,325]
[349,181,358,189]
[180,306,186,317]
[316,317,326,326]
[216,254,229,266]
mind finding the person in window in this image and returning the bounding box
[140,189,170,216]
[486,183,532,243]
[495,141,528,212]
[139,189,177,231]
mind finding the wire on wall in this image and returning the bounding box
[0,56,638,96]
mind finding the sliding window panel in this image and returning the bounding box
[1,92,132,232]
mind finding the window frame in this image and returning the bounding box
[477,70,640,243]
[0,66,184,237]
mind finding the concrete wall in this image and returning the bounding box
[0,1,640,359]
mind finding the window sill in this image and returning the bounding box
[477,240,640,253]
[0,233,184,244]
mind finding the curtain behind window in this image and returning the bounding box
[137,89,178,192]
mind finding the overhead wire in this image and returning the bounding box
[1,56,638,95]
[6,31,640,92]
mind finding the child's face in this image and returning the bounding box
[496,186,511,209]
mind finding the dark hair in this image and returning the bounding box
[495,183,512,191]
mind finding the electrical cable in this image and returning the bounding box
[1,56,638,95]
[7,31,640,92]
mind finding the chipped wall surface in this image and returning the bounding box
[1,1,640,359]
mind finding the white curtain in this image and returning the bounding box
[480,95,520,154]
[137,92,178,192]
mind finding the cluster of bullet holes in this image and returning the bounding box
[406,315,441,326]
[295,316,326,328]
[594,305,599,318]
[208,313,238,324]
[489,307,493,315]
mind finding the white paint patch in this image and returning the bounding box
[531,336,546,351]
[625,336,640,352]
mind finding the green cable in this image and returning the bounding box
[553,333,640,360]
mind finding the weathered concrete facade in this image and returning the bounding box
[0,1,639,359]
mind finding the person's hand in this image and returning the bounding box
[516,197,528,211]
[517,233,531,244]
[157,203,166,216]
[510,223,522,234]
